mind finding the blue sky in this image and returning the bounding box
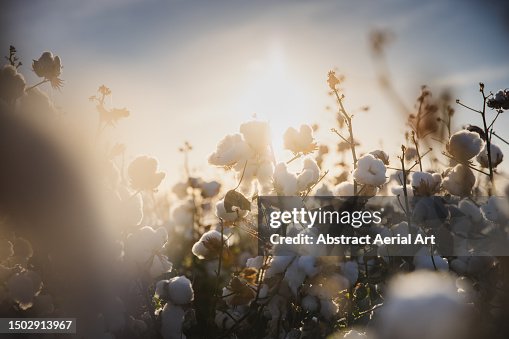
[2,0,509,185]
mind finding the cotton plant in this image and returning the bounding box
[208,120,274,195]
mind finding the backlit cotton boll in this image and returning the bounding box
[0,65,25,103]
[481,196,509,223]
[200,180,221,198]
[283,125,316,154]
[192,230,227,259]
[273,163,298,195]
[413,247,449,271]
[369,149,390,165]
[442,164,475,197]
[127,155,165,192]
[458,199,483,223]
[125,226,168,265]
[155,276,194,305]
[410,171,441,195]
[32,51,63,89]
[239,120,271,153]
[208,134,249,167]
[353,154,387,186]
[215,200,248,222]
[447,130,483,162]
[335,182,355,196]
[476,143,503,168]
[297,158,320,192]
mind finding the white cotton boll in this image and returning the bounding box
[301,295,319,312]
[341,261,359,287]
[284,260,307,295]
[377,271,467,339]
[476,143,503,168]
[481,196,509,223]
[343,329,368,339]
[315,183,333,196]
[390,185,414,197]
[335,182,355,196]
[413,247,449,271]
[369,149,389,165]
[442,164,475,197]
[447,130,483,162]
[192,230,226,259]
[0,64,26,102]
[171,200,194,228]
[273,163,298,195]
[200,181,221,198]
[265,256,294,278]
[458,199,483,223]
[240,120,271,153]
[161,303,186,339]
[7,270,42,310]
[155,280,170,300]
[167,276,194,305]
[297,158,320,192]
[246,256,265,269]
[391,221,410,237]
[320,299,339,320]
[125,226,167,265]
[283,125,316,154]
[149,255,173,278]
[208,134,249,167]
[353,154,387,186]
[172,182,189,199]
[116,186,144,227]
[411,171,434,188]
[298,256,319,277]
[215,200,248,222]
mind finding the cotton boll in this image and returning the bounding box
[476,143,503,168]
[335,182,355,196]
[171,200,194,228]
[298,256,319,277]
[297,158,320,192]
[284,260,307,295]
[240,120,271,153]
[215,200,248,223]
[447,130,483,162]
[341,261,359,287]
[283,125,316,154]
[413,247,449,271]
[265,256,294,278]
[208,134,249,167]
[125,226,168,265]
[19,87,56,121]
[301,295,319,312]
[410,171,440,195]
[149,255,173,278]
[377,271,468,339]
[390,184,414,197]
[255,160,275,194]
[161,303,186,339]
[172,182,189,199]
[353,154,387,186]
[458,199,483,223]
[0,64,26,102]
[127,156,165,192]
[481,196,509,223]
[116,186,144,227]
[315,183,333,196]
[156,276,194,305]
[369,149,389,165]
[273,163,298,195]
[192,230,227,259]
[442,164,475,197]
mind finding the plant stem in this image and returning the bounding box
[333,89,358,194]
[25,79,49,92]
[480,87,494,183]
